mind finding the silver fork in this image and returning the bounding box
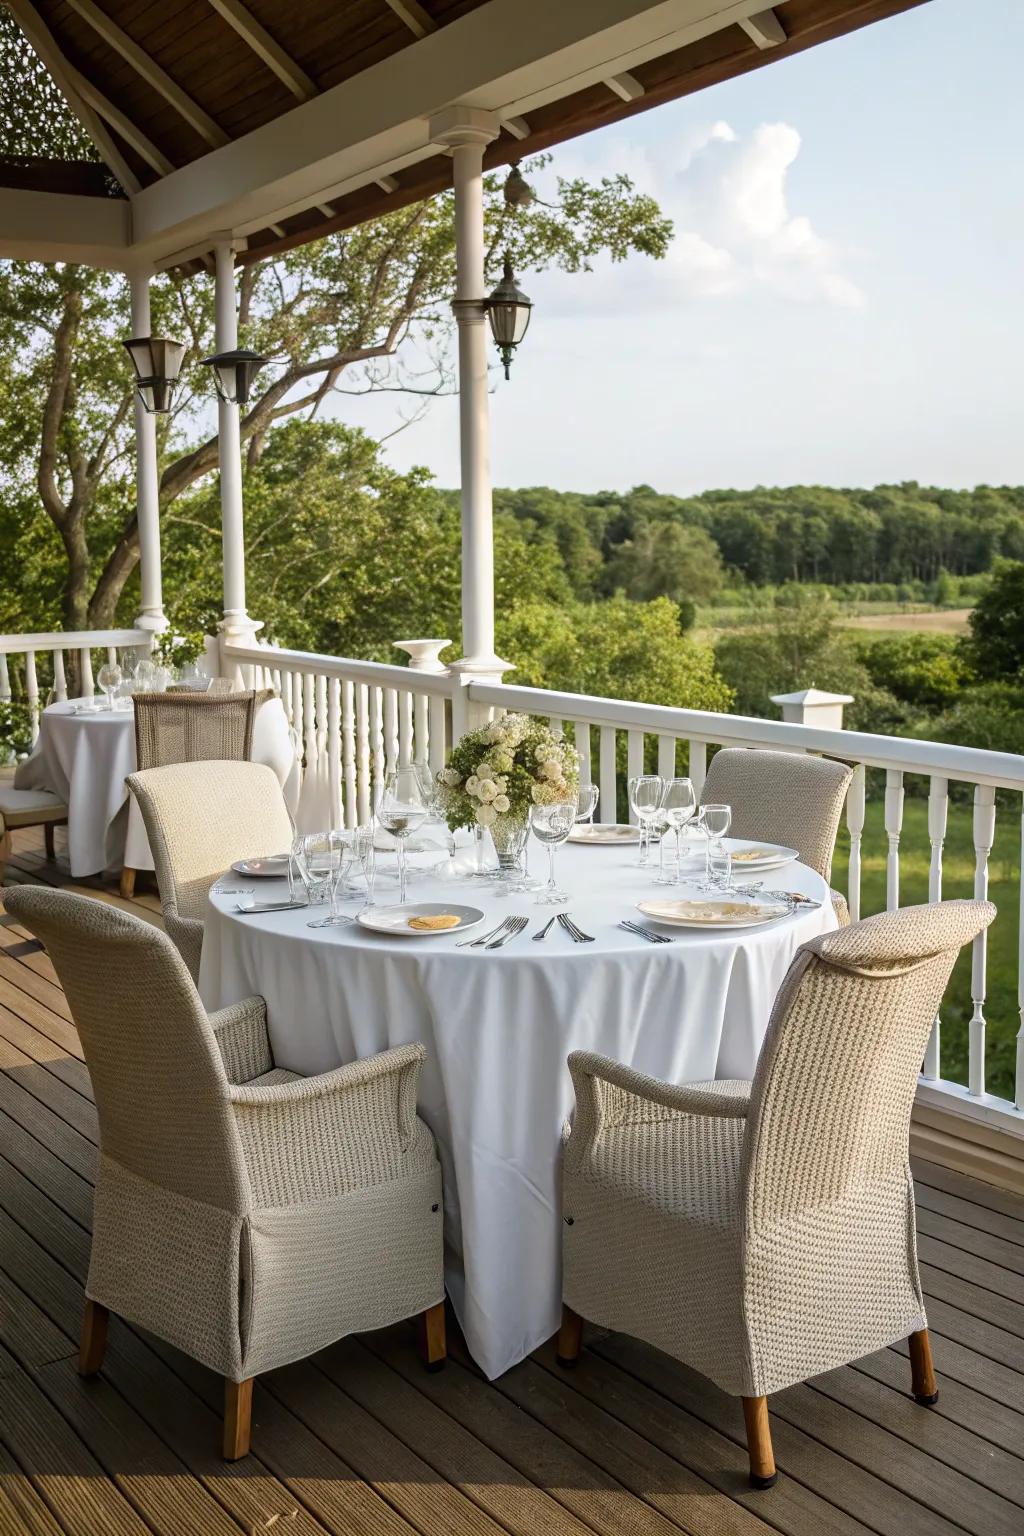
[486,915,528,949]
[458,917,514,949]
[619,919,673,944]
[558,913,595,943]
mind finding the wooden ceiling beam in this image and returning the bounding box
[381,0,437,40]
[739,8,786,47]
[62,0,229,148]
[7,0,141,193]
[206,0,317,102]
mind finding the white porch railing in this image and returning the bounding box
[224,638,1024,1140]
[0,628,152,744]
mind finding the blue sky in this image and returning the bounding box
[344,0,1023,495]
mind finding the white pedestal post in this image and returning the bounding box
[771,688,854,730]
[429,108,510,734]
[129,269,167,640]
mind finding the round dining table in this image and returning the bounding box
[199,839,836,1380]
[20,697,297,877]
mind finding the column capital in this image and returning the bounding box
[428,106,500,149]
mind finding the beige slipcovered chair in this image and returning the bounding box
[558,899,995,1490]
[700,747,854,923]
[0,785,67,879]
[126,760,293,982]
[120,689,272,898]
[4,886,445,1460]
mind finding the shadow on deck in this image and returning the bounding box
[1,823,1023,1536]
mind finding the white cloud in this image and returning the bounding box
[533,118,865,314]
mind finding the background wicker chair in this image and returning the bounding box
[558,899,995,1490]
[5,885,446,1460]
[121,688,271,897]
[0,784,67,881]
[700,746,854,922]
[126,760,294,980]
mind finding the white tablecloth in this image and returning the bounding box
[199,840,835,1378]
[20,698,297,877]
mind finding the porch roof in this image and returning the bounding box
[1,0,927,272]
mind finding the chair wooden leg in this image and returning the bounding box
[417,1301,447,1372]
[742,1396,777,1489]
[79,1300,108,1377]
[44,822,56,861]
[119,867,137,899]
[909,1328,938,1405]
[223,1378,253,1460]
[0,828,12,882]
[556,1304,583,1368]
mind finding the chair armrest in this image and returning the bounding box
[166,913,203,983]
[210,995,272,1084]
[229,1042,434,1206]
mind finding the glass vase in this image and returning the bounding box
[490,814,529,892]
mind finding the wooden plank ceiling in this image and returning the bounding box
[3,0,928,265]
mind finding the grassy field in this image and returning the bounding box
[831,794,1020,1101]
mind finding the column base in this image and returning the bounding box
[133,612,169,635]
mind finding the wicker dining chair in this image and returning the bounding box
[126,760,294,981]
[0,785,67,880]
[700,747,854,922]
[120,689,272,898]
[558,899,995,1491]
[4,885,446,1461]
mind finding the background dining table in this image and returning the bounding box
[15,696,298,877]
[199,836,836,1380]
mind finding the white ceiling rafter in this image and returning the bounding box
[7,0,141,193]
[68,65,174,177]
[206,0,317,101]
[381,0,437,40]
[603,70,644,101]
[62,0,229,148]
[738,8,786,47]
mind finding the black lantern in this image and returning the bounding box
[485,254,532,379]
[199,347,268,406]
[123,335,185,414]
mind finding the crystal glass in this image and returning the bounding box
[705,843,734,892]
[306,831,354,928]
[628,774,663,866]
[97,662,122,711]
[415,762,460,881]
[530,800,576,905]
[377,766,428,904]
[294,832,335,904]
[287,831,307,905]
[701,802,732,890]
[575,783,599,824]
[659,777,697,885]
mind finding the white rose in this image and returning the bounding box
[543,758,562,780]
[493,794,510,813]
[475,761,493,781]
[465,775,480,794]
[476,803,497,827]
[477,778,498,803]
[441,768,461,786]
[535,745,548,762]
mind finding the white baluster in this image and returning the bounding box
[549,717,564,738]
[25,651,39,744]
[884,769,904,911]
[53,650,68,702]
[575,721,592,790]
[398,690,414,769]
[626,730,644,824]
[657,734,675,782]
[356,683,371,825]
[1017,799,1024,1111]
[599,726,616,824]
[383,688,399,777]
[689,740,707,800]
[969,784,996,1098]
[922,776,948,1080]
[106,646,117,667]
[370,687,385,803]
[327,678,342,830]
[428,695,447,779]
[292,672,304,769]
[282,668,295,728]
[414,692,429,767]
[342,681,357,829]
[0,654,10,703]
[315,674,328,778]
[79,647,94,698]
[302,674,317,792]
[846,764,866,924]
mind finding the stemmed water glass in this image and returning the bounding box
[306,831,354,928]
[701,802,733,891]
[530,800,576,905]
[628,774,663,866]
[656,777,697,884]
[415,762,460,881]
[575,783,599,826]
[377,766,428,904]
[97,661,122,711]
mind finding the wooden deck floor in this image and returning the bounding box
[1,823,1023,1536]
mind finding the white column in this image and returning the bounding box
[129,270,166,635]
[429,108,509,686]
[213,238,253,640]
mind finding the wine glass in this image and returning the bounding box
[701,802,732,890]
[97,661,122,712]
[352,823,377,910]
[575,783,599,825]
[530,800,576,905]
[659,777,697,885]
[415,762,459,881]
[377,766,428,904]
[628,774,663,866]
[306,831,354,928]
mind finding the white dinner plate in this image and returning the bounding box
[232,854,291,878]
[724,839,799,872]
[356,902,484,938]
[568,823,641,845]
[637,897,791,930]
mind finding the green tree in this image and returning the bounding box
[603,519,723,604]
[961,561,1024,680]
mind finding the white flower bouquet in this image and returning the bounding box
[436,712,579,837]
